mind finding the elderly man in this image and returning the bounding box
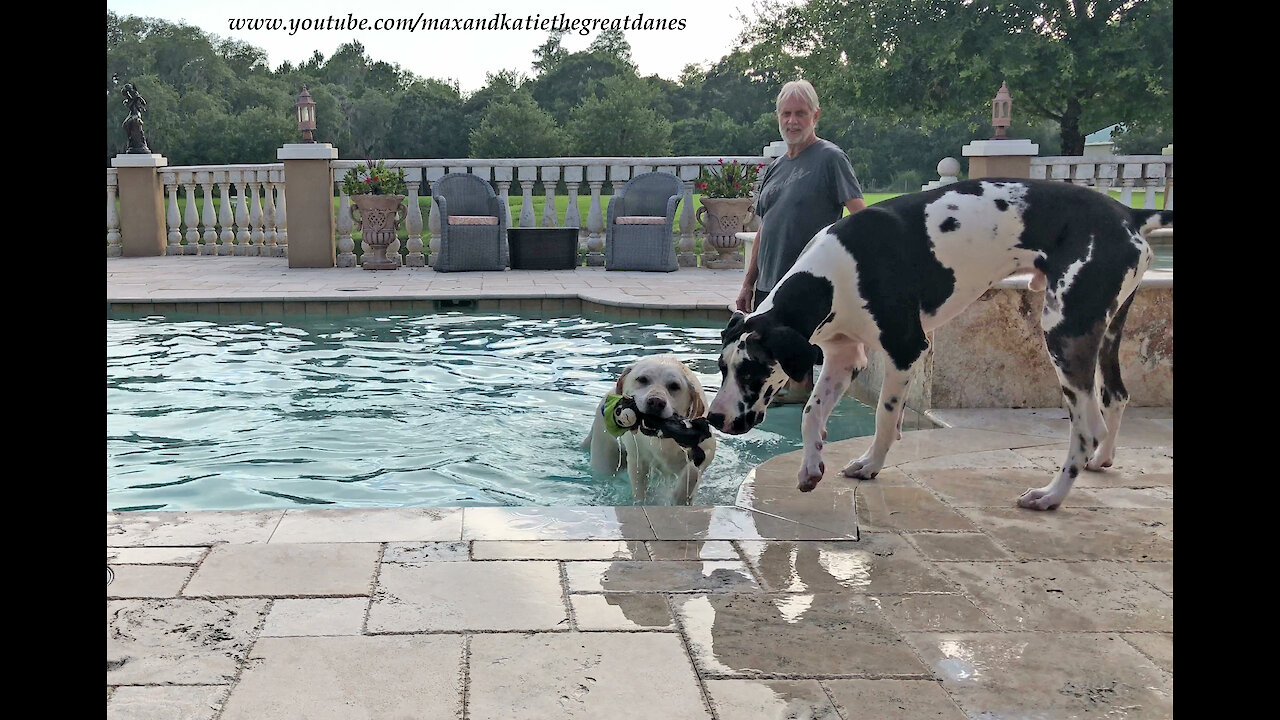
[737,79,866,400]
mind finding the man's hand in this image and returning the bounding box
[735,284,754,313]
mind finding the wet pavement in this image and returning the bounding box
[107,257,1172,719]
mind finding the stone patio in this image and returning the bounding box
[107,256,1172,719]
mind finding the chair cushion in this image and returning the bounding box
[615,216,667,225]
[448,215,498,225]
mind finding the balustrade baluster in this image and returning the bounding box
[262,171,278,255]
[493,167,514,230]
[336,188,356,267]
[541,166,560,227]
[425,167,445,266]
[107,173,121,257]
[164,172,183,255]
[248,175,264,255]
[517,166,536,228]
[585,164,606,266]
[678,166,699,266]
[217,173,234,255]
[182,173,199,254]
[199,172,217,255]
[235,173,252,255]
[405,169,425,267]
[275,176,288,257]
[1119,162,1140,207]
[563,166,584,250]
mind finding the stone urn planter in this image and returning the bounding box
[696,197,753,269]
[350,194,407,270]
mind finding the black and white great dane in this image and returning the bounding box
[707,178,1172,510]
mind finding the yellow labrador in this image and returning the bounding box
[586,356,717,504]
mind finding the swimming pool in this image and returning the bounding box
[107,311,878,511]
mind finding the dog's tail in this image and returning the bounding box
[1130,208,1172,237]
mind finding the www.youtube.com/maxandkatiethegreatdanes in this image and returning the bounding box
[226,12,688,37]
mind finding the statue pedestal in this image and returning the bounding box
[111,154,169,257]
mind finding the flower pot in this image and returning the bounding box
[350,194,407,270]
[696,197,753,269]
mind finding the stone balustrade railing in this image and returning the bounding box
[330,156,766,268]
[107,164,288,257]
[1030,154,1172,209]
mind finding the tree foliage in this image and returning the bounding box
[744,0,1173,155]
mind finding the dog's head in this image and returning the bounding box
[616,356,708,421]
[707,311,815,434]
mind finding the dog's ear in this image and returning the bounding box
[722,311,747,344]
[762,326,817,382]
[613,365,632,395]
[684,368,708,418]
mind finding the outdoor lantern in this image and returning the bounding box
[991,82,1012,139]
[296,86,316,143]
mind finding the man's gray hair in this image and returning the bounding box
[775,80,820,113]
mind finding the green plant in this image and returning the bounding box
[342,159,407,196]
[695,159,764,199]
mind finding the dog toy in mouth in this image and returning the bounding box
[601,394,713,467]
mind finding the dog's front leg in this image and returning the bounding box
[798,343,864,491]
[677,464,700,505]
[627,457,651,503]
[842,358,919,480]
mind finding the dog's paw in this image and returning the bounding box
[1017,486,1063,511]
[841,454,882,480]
[797,460,825,492]
[1085,447,1115,472]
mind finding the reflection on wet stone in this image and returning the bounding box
[674,593,928,677]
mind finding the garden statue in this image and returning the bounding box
[120,78,152,154]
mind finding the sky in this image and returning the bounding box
[106,0,781,95]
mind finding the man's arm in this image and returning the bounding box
[736,227,762,312]
[844,197,867,215]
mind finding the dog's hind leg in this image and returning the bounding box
[1090,291,1138,470]
[1020,294,1108,510]
[797,341,867,490]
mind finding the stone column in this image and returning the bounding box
[585,164,607,266]
[404,168,425,267]
[111,153,168,256]
[517,166,537,228]
[962,139,1039,179]
[563,166,584,249]
[277,143,338,268]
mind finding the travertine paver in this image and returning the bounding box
[383,540,470,563]
[471,539,648,560]
[106,685,227,720]
[703,679,842,720]
[564,560,760,593]
[260,597,369,636]
[937,560,1173,632]
[1123,632,1174,674]
[738,535,955,594]
[107,564,192,598]
[368,561,566,632]
[643,505,852,540]
[896,448,1041,473]
[875,594,1000,633]
[903,532,1014,561]
[673,593,928,677]
[107,598,269,685]
[955,506,1172,561]
[822,679,968,719]
[906,632,1173,719]
[468,632,709,720]
[645,540,738,560]
[569,594,675,630]
[107,510,282,546]
[461,506,654,540]
[218,635,463,720]
[907,468,1103,507]
[268,508,463,543]
[856,485,980,532]
[183,543,380,596]
[735,476,861,536]
[107,547,206,564]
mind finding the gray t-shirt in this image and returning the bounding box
[753,138,863,292]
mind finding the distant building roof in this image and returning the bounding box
[1085,123,1125,145]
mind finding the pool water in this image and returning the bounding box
[107,312,878,511]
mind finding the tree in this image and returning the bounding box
[530,50,634,123]
[566,76,672,156]
[468,91,566,158]
[745,0,1173,155]
[531,30,568,75]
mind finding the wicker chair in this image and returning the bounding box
[432,173,508,272]
[605,171,682,272]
